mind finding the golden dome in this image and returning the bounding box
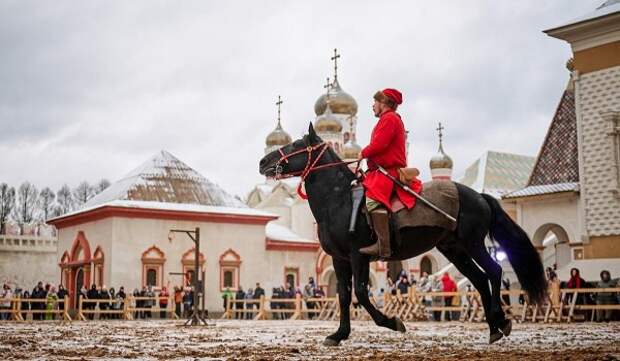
[266,121,292,147]
[430,143,453,169]
[342,140,362,160]
[314,101,342,133]
[314,79,358,116]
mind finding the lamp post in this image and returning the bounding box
[168,227,208,326]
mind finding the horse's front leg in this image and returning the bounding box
[351,252,406,333]
[324,258,353,347]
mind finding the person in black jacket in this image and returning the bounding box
[86,284,99,320]
[57,285,68,313]
[31,282,47,320]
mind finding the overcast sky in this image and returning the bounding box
[0,1,597,198]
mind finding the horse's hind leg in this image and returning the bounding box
[436,240,503,344]
[350,252,405,333]
[324,258,353,346]
[467,239,509,335]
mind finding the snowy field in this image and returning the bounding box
[1,320,619,360]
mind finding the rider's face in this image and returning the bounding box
[373,100,384,117]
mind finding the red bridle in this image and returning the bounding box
[274,142,360,199]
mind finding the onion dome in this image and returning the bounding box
[342,139,362,160]
[430,144,453,170]
[430,122,453,180]
[314,100,342,133]
[265,121,291,147]
[314,78,358,116]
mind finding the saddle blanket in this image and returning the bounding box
[391,180,459,232]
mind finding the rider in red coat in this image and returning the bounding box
[358,88,422,258]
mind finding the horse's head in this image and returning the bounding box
[259,123,324,179]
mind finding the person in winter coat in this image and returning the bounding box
[431,276,443,321]
[56,285,68,314]
[182,288,193,318]
[566,268,587,305]
[99,286,111,319]
[173,286,183,318]
[132,288,142,319]
[145,286,155,319]
[45,286,58,320]
[244,288,254,320]
[596,270,617,322]
[0,284,13,321]
[397,275,410,296]
[234,287,245,319]
[159,287,170,319]
[441,272,457,321]
[31,282,47,320]
[86,284,99,320]
[20,290,30,321]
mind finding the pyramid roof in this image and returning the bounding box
[83,150,246,209]
[458,151,536,198]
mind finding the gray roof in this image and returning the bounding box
[503,182,579,199]
[545,0,620,33]
[457,151,536,197]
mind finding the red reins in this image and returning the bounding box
[274,142,360,199]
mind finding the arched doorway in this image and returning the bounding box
[74,268,84,306]
[532,224,571,270]
[420,256,433,276]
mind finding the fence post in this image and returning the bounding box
[254,295,266,320]
[63,296,71,321]
[291,294,302,320]
[78,297,86,321]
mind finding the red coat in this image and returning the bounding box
[441,274,457,292]
[361,110,422,211]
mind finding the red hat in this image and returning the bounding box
[382,88,402,105]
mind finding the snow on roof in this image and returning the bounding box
[49,199,277,222]
[502,182,579,199]
[545,0,620,32]
[266,222,317,244]
[83,150,246,210]
[457,151,535,197]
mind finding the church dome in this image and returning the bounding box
[314,102,342,133]
[314,79,358,116]
[342,140,362,160]
[265,122,292,147]
[430,143,453,170]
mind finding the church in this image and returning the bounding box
[48,151,320,311]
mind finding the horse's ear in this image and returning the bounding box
[308,122,318,141]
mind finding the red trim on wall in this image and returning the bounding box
[266,238,320,252]
[142,245,167,288]
[48,205,278,229]
[70,231,92,263]
[219,249,241,291]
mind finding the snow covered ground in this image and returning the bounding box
[0,320,618,360]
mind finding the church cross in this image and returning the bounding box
[331,48,340,81]
[437,122,445,145]
[276,95,283,127]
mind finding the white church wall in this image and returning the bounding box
[0,235,57,290]
[515,195,580,246]
[290,201,316,240]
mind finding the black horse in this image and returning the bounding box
[259,123,547,346]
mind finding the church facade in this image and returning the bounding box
[48,151,319,311]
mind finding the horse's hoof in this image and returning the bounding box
[501,319,512,337]
[489,331,503,345]
[323,338,340,347]
[394,317,406,333]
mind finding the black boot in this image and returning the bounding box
[359,209,391,258]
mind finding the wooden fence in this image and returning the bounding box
[0,296,71,322]
[221,287,620,323]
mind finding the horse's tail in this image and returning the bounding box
[481,193,547,304]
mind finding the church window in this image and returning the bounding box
[142,246,166,288]
[602,111,620,196]
[93,247,104,287]
[182,248,205,287]
[146,268,157,286]
[223,270,234,288]
[219,249,241,291]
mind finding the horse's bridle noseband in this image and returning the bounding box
[273,140,360,199]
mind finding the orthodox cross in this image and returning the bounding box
[437,122,445,145]
[331,48,340,81]
[276,95,283,127]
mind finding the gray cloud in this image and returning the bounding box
[0,0,596,197]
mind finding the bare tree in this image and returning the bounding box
[55,184,73,216]
[73,181,93,207]
[0,183,16,234]
[38,187,56,221]
[13,182,39,233]
[94,179,111,194]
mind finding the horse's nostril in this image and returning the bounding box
[260,158,266,167]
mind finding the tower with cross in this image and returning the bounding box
[265,95,292,155]
[429,122,453,180]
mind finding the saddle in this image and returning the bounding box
[349,179,459,233]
